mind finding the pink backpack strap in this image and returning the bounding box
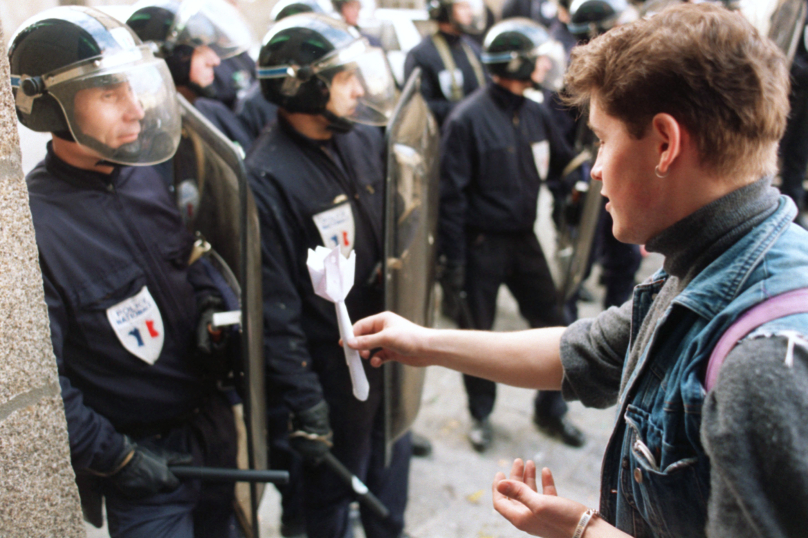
[704,288,808,391]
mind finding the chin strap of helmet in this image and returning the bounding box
[321,109,354,134]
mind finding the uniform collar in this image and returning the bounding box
[45,141,120,191]
[487,82,526,115]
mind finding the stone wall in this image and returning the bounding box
[0,18,85,538]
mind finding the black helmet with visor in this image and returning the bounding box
[9,6,181,165]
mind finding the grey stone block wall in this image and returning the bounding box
[0,18,84,538]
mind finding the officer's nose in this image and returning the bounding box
[350,74,364,98]
[124,90,145,121]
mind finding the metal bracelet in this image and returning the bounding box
[572,508,599,538]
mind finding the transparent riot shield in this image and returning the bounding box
[175,96,267,538]
[382,68,440,464]
[768,0,807,66]
[554,116,603,303]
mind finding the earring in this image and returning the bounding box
[655,165,669,179]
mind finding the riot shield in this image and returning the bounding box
[175,96,267,538]
[554,116,603,303]
[768,0,807,66]
[382,68,440,464]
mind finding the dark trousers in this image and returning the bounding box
[302,350,410,538]
[103,393,239,538]
[779,82,808,211]
[461,231,568,421]
[596,209,641,309]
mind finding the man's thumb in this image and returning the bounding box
[496,480,537,506]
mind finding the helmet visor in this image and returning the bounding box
[170,0,252,59]
[534,39,567,92]
[317,41,397,126]
[47,45,181,165]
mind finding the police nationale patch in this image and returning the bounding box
[313,202,355,258]
[106,286,165,365]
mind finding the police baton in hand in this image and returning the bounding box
[322,452,390,519]
[169,466,289,484]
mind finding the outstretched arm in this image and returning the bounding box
[349,311,566,390]
[493,460,631,538]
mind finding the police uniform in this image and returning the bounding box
[404,31,486,127]
[194,96,256,153]
[211,51,257,110]
[29,144,237,538]
[440,82,573,426]
[246,116,410,538]
[234,83,279,142]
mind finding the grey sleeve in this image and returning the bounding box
[702,335,808,538]
[558,300,632,409]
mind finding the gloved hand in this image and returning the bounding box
[289,400,333,465]
[438,260,466,322]
[109,436,193,500]
[196,295,230,377]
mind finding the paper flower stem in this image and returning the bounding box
[335,301,369,401]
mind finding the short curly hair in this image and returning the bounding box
[563,3,790,181]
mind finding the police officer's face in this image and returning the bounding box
[327,69,365,117]
[452,2,473,27]
[531,56,552,85]
[589,95,667,245]
[341,1,362,26]
[189,45,221,88]
[73,82,145,149]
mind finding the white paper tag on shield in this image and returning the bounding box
[106,286,165,365]
[531,140,550,181]
[313,203,355,258]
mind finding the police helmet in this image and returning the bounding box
[427,0,486,34]
[272,0,326,22]
[9,6,181,165]
[127,0,252,85]
[257,13,396,131]
[567,0,638,39]
[481,18,566,91]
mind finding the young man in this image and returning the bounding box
[350,4,808,536]
[438,18,584,451]
[246,14,409,538]
[10,7,238,537]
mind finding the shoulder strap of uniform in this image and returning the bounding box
[431,32,464,101]
[704,288,808,391]
[459,39,486,89]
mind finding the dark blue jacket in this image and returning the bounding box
[194,96,256,154]
[404,31,486,127]
[234,83,279,142]
[27,145,218,473]
[211,51,257,110]
[245,117,385,412]
[439,83,573,264]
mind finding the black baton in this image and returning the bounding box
[322,452,390,519]
[170,466,289,484]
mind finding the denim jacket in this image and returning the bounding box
[600,197,808,537]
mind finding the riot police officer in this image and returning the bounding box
[127,0,255,152]
[246,13,409,538]
[404,0,488,127]
[10,6,238,537]
[438,18,586,450]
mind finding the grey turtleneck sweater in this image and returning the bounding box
[559,178,808,537]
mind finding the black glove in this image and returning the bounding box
[289,400,333,465]
[439,261,466,322]
[196,295,230,377]
[109,436,193,500]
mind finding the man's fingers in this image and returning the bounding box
[351,312,389,340]
[524,460,538,492]
[509,458,526,482]
[495,479,541,511]
[541,467,558,496]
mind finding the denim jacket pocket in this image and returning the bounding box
[622,405,709,538]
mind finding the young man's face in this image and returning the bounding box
[531,55,552,85]
[589,95,666,245]
[340,0,362,27]
[73,82,145,150]
[189,45,221,88]
[326,68,364,118]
